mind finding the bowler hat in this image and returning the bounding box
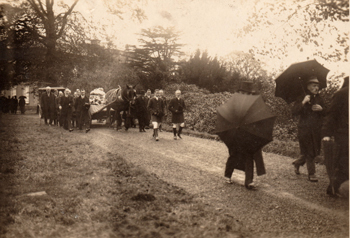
[306,76,319,84]
[238,81,256,94]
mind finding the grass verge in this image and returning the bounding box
[0,113,248,238]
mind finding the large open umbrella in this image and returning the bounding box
[275,59,329,104]
[215,93,277,154]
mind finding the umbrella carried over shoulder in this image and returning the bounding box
[215,93,277,154]
[275,59,329,104]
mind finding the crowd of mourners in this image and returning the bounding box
[0,95,26,114]
[39,87,187,141]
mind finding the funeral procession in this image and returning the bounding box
[0,0,348,237]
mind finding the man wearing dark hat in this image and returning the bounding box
[322,76,349,196]
[292,76,325,182]
[225,81,265,190]
[135,89,148,132]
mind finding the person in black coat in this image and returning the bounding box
[158,89,167,132]
[224,81,265,189]
[12,96,18,114]
[168,90,186,140]
[75,89,91,132]
[292,76,326,182]
[19,96,26,114]
[144,89,152,129]
[147,89,165,141]
[59,88,74,132]
[135,90,148,132]
[322,76,349,196]
[41,86,56,125]
[0,95,6,113]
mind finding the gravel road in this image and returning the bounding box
[81,125,348,238]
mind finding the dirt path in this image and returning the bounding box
[73,124,349,238]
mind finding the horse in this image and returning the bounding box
[105,85,137,131]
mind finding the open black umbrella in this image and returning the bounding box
[215,93,277,154]
[19,96,27,99]
[275,59,329,104]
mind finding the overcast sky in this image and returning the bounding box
[4,0,348,76]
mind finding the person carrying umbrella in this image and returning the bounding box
[274,60,329,182]
[291,76,326,182]
[19,96,26,114]
[217,81,276,190]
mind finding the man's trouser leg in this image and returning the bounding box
[224,155,235,179]
[244,156,254,186]
[67,111,72,130]
[305,156,316,175]
[83,111,90,130]
[293,156,306,167]
[78,111,83,129]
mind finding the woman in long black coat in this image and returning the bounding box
[292,77,325,182]
[19,96,26,114]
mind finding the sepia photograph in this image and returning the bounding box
[0,0,348,237]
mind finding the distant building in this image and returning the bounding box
[1,83,38,107]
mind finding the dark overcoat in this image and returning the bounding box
[41,92,56,119]
[322,86,349,162]
[19,97,25,107]
[168,97,186,123]
[147,97,165,123]
[75,96,90,112]
[135,96,148,114]
[144,96,151,122]
[292,93,325,158]
[59,95,74,115]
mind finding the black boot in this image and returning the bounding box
[178,127,183,139]
[173,128,177,140]
[159,124,162,132]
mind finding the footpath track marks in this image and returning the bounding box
[89,129,348,223]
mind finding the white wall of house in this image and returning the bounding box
[1,84,38,107]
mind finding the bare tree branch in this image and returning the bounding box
[27,0,46,21]
[56,0,79,38]
[37,0,47,17]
